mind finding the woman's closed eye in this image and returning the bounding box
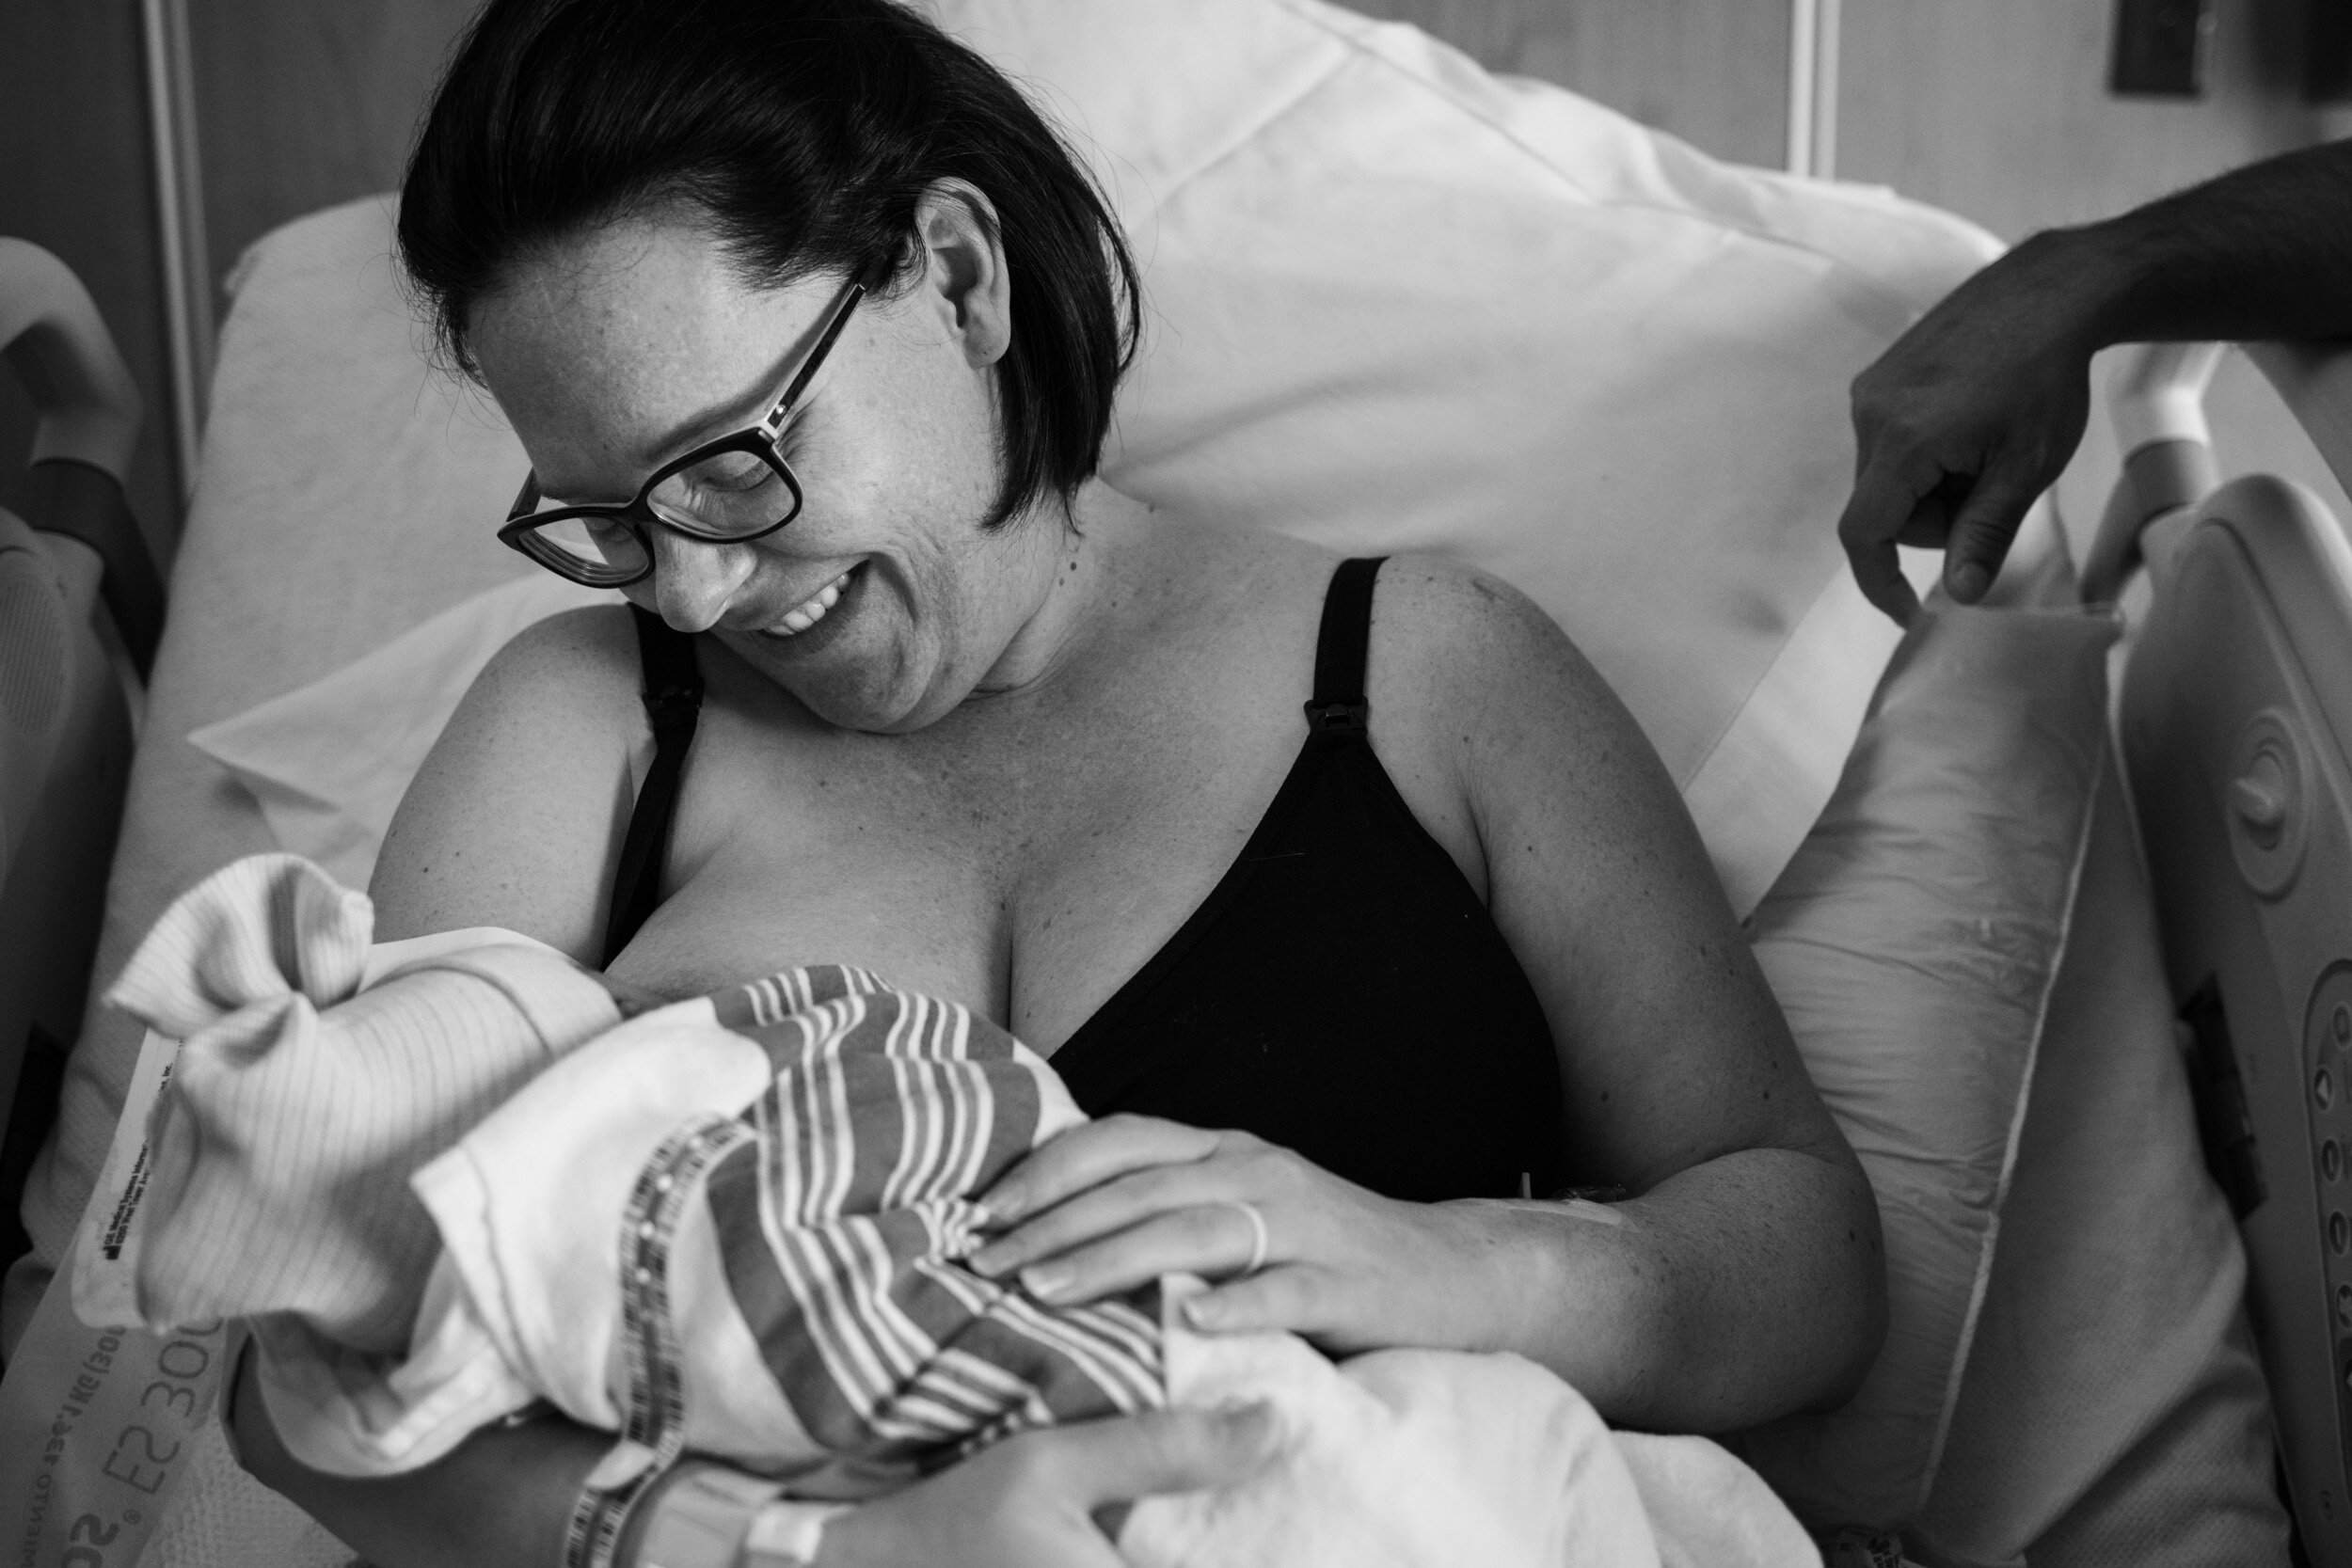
[681,449,780,497]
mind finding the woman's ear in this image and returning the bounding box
[913,179,1012,368]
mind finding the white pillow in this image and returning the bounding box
[1734,602,2117,1530]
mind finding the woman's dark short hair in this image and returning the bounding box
[399,0,1141,530]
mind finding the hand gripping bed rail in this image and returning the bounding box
[2081,341,2226,605]
[0,237,166,676]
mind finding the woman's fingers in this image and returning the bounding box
[998,1200,1271,1304]
[974,1156,1260,1279]
[979,1115,1222,1227]
[1176,1263,1338,1340]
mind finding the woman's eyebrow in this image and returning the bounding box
[628,345,800,471]
[552,372,815,502]
[631,296,844,469]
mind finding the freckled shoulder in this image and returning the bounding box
[472,602,646,718]
[1366,555,1629,750]
[371,602,648,953]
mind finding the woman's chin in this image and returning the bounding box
[724,626,926,733]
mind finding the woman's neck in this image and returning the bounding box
[965,478,1148,704]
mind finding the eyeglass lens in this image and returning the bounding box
[516,445,799,580]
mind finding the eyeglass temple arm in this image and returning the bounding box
[762,282,867,432]
[508,472,542,521]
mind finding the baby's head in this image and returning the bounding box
[128,940,623,1352]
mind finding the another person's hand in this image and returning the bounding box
[970,1114,1538,1351]
[822,1402,1275,1568]
[1839,230,2106,623]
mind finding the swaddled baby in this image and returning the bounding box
[83,853,1159,1488]
[76,854,1813,1568]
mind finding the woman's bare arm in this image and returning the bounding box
[370,604,641,954]
[231,1346,607,1568]
[1427,560,1883,1426]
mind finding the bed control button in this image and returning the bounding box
[2323,1068,2339,1110]
[2340,1283,2352,1329]
[2334,1212,2349,1255]
[2335,1004,2351,1046]
[2225,712,2309,897]
[2328,1139,2344,1182]
[2230,754,2288,838]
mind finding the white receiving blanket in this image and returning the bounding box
[78,855,1817,1568]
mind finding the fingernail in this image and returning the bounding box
[981,1190,1025,1226]
[1021,1265,1072,1301]
[1949,562,1989,601]
[1181,1294,1222,1330]
[971,1243,1010,1278]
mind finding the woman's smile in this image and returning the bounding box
[753,564,856,640]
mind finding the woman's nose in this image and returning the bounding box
[646,528,755,633]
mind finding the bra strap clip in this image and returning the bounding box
[644,682,701,736]
[1303,697,1368,735]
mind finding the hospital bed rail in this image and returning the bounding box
[2094,335,2352,1563]
[0,238,158,1277]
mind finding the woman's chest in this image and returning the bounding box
[611,662,1323,1053]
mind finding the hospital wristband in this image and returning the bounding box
[741,1497,853,1568]
[622,1461,847,1568]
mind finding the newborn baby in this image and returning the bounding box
[84,854,1156,1487]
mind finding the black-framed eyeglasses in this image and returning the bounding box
[497,273,868,588]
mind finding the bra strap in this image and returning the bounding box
[603,607,704,968]
[1306,556,1385,736]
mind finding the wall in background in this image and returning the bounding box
[192,1,480,293]
[1841,0,2328,239]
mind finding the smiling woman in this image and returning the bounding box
[222,1,1888,1564]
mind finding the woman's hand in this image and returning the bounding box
[970,1114,1532,1352]
[822,1402,1274,1568]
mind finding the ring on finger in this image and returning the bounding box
[1216,1199,1270,1277]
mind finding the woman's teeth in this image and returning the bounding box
[769,571,851,637]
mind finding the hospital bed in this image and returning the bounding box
[0,1,2343,1563]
